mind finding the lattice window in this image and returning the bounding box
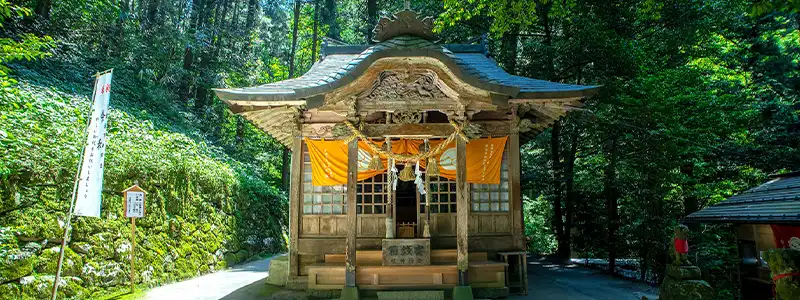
[421,177,457,214]
[356,174,387,214]
[470,145,510,212]
[302,144,347,215]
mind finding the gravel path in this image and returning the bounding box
[144,255,279,300]
[142,254,657,300]
[513,256,659,300]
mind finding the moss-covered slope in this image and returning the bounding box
[0,78,287,299]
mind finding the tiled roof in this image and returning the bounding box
[683,174,800,224]
[214,36,599,103]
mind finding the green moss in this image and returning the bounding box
[0,283,22,300]
[1,82,287,299]
[19,275,87,300]
[765,249,800,300]
[266,256,288,286]
[36,246,84,276]
[0,250,34,283]
[659,277,715,300]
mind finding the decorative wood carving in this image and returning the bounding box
[391,110,423,124]
[322,57,495,118]
[359,69,460,107]
[372,10,437,42]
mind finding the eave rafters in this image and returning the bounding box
[240,106,301,147]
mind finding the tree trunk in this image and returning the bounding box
[535,0,555,80]
[244,0,259,32]
[235,117,244,147]
[680,164,699,215]
[145,0,160,29]
[311,0,319,63]
[604,132,619,275]
[563,123,578,260]
[35,0,52,21]
[181,0,204,104]
[366,0,378,42]
[551,120,567,261]
[499,24,519,75]
[289,0,301,78]
[282,147,290,190]
[322,0,339,40]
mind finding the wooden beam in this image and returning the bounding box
[455,137,469,286]
[508,134,523,250]
[288,137,303,279]
[345,139,358,287]
[302,122,512,139]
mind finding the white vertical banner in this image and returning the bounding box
[74,71,113,217]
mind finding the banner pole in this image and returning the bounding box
[50,74,100,300]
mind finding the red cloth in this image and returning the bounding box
[674,238,689,254]
[770,225,800,249]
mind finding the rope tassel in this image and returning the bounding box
[399,163,415,181]
[427,157,439,176]
[368,153,382,171]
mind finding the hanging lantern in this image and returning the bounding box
[398,162,415,181]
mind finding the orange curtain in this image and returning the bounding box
[306,137,507,186]
[390,139,424,155]
[305,138,387,186]
[428,137,508,184]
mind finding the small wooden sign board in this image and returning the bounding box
[121,184,146,293]
[122,184,146,218]
[382,238,430,266]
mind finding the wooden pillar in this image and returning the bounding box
[288,137,303,279]
[345,139,358,287]
[455,137,469,286]
[509,134,523,250]
[423,139,431,238]
[385,139,394,239]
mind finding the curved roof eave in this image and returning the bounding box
[291,48,523,100]
[214,36,601,107]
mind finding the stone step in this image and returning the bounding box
[376,290,445,300]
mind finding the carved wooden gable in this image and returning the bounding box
[321,57,497,117]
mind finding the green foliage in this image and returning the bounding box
[522,194,557,254]
[0,0,797,299]
[437,0,798,298]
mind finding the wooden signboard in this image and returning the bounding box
[123,185,146,218]
[122,184,146,293]
[382,238,431,266]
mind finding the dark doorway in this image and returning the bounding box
[395,172,418,238]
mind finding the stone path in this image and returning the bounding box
[513,256,659,300]
[144,255,279,300]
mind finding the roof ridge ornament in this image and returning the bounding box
[372,8,438,43]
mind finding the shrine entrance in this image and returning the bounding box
[394,177,419,238]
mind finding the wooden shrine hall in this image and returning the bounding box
[215,8,598,300]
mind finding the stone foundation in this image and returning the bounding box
[765,248,800,300]
[266,255,289,286]
[659,265,714,300]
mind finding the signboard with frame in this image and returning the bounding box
[123,184,146,218]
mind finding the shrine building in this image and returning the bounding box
[215,9,598,300]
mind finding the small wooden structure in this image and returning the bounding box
[684,172,800,300]
[215,9,598,298]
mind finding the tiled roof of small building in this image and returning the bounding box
[214,36,599,103]
[683,173,800,224]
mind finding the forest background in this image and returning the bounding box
[0,0,798,299]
